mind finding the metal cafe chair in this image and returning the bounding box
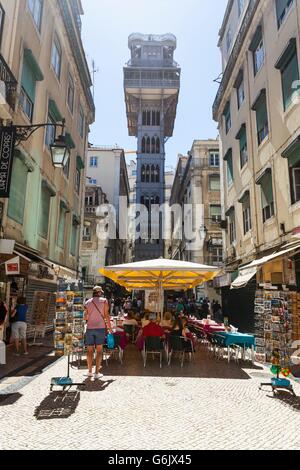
[143,336,164,368]
[103,334,123,366]
[123,324,137,343]
[168,335,195,368]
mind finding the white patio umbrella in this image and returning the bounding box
[99,258,221,316]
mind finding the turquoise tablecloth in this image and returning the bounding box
[216,332,256,349]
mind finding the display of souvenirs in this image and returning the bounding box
[31,291,53,325]
[54,292,85,357]
[254,290,292,366]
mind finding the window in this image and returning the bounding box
[209,152,220,167]
[241,195,252,235]
[283,141,300,204]
[45,114,56,148]
[237,80,245,108]
[28,0,43,32]
[78,104,84,138]
[90,156,98,167]
[224,149,233,186]
[39,186,52,239]
[70,223,78,256]
[90,178,97,185]
[67,73,75,113]
[237,124,248,169]
[276,0,293,28]
[211,247,223,264]
[252,90,269,145]
[210,205,222,223]
[63,158,70,179]
[229,216,236,244]
[226,28,232,53]
[51,34,62,79]
[7,153,28,224]
[275,39,299,111]
[223,101,231,134]
[83,226,91,241]
[57,204,66,248]
[238,0,245,17]
[0,5,5,49]
[257,170,275,223]
[209,175,220,191]
[75,169,81,194]
[19,88,33,121]
[249,26,264,76]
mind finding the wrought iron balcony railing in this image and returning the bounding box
[124,78,180,89]
[0,54,18,110]
[127,59,178,68]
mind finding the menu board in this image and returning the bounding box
[54,292,85,357]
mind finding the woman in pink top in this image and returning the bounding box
[84,286,112,380]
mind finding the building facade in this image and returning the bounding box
[0,0,94,323]
[81,146,130,290]
[213,0,300,330]
[124,33,180,261]
[169,140,222,300]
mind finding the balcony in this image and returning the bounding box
[0,54,17,116]
[124,78,180,90]
[127,59,178,68]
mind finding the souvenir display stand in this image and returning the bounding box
[51,292,85,391]
[254,289,296,396]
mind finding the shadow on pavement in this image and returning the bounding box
[0,393,22,406]
[267,391,300,412]
[34,391,80,420]
[77,378,115,392]
[71,345,263,380]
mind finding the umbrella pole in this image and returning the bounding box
[158,280,164,320]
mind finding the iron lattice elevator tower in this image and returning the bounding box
[124,33,180,261]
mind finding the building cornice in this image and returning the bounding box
[218,0,234,44]
[58,0,95,117]
[213,0,260,121]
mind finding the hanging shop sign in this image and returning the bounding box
[5,256,20,275]
[0,127,16,198]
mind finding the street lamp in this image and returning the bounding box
[50,133,70,169]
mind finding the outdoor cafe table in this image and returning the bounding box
[215,331,256,363]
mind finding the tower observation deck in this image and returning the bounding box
[124,33,181,261]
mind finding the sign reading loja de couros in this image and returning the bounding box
[0,127,16,198]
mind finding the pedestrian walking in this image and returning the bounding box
[84,286,112,380]
[10,297,29,356]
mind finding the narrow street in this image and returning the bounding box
[1,345,300,451]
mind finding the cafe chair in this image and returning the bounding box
[103,334,123,366]
[143,336,164,368]
[123,324,137,343]
[168,335,195,368]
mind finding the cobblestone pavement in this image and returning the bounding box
[1,344,300,450]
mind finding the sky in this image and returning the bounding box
[81,0,228,169]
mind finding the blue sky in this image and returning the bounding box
[81,0,228,168]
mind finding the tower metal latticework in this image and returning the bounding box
[124,33,181,261]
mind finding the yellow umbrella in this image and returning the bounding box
[99,258,221,315]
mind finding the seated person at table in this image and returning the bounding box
[141,312,150,328]
[143,314,165,339]
[123,311,138,326]
[161,312,173,329]
[170,317,190,338]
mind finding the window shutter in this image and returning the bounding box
[21,58,36,103]
[260,173,274,208]
[58,203,66,248]
[7,154,28,224]
[282,52,299,110]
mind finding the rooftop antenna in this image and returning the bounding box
[91,59,99,100]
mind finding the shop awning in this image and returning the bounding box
[231,267,257,289]
[231,242,300,289]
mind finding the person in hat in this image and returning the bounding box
[84,286,112,380]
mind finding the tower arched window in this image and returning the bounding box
[152,110,156,126]
[141,165,146,182]
[146,137,151,154]
[155,196,160,205]
[151,165,155,183]
[147,111,151,126]
[142,137,146,153]
[142,111,147,126]
[146,165,150,183]
[156,111,160,126]
[151,137,156,154]
[156,165,160,183]
[156,137,160,154]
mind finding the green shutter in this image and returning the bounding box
[276,0,292,25]
[259,173,274,208]
[70,224,78,256]
[48,99,62,122]
[21,57,36,103]
[210,205,221,216]
[256,97,267,132]
[239,126,247,151]
[57,204,66,248]
[227,154,233,185]
[287,147,300,168]
[39,187,51,239]
[282,51,299,110]
[7,154,28,224]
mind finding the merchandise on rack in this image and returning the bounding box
[54,291,85,357]
[254,289,292,367]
